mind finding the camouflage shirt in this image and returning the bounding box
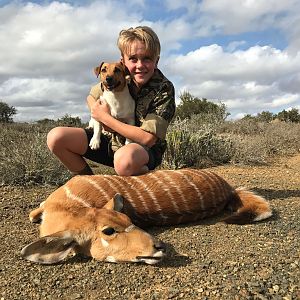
[89,68,176,165]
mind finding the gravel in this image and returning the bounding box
[1,155,299,300]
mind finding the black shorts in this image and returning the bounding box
[83,129,157,170]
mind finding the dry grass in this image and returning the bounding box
[1,118,300,186]
[0,123,71,186]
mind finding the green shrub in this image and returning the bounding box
[163,118,234,169]
[164,116,300,168]
[0,123,71,186]
[1,110,300,186]
[221,120,300,164]
[175,91,229,121]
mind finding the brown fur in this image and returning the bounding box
[22,168,272,265]
[30,169,272,227]
[94,61,129,93]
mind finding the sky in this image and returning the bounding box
[1,0,300,122]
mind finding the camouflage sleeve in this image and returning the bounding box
[89,84,103,100]
[140,82,176,140]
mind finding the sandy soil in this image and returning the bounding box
[1,155,299,299]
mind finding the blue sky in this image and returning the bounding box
[1,0,300,121]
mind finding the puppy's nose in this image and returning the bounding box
[106,76,114,84]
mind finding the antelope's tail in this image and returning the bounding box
[223,188,272,224]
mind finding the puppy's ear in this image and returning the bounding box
[118,60,126,72]
[118,61,131,83]
[124,65,130,76]
[94,67,100,78]
[94,62,104,78]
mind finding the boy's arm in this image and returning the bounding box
[87,95,96,110]
[139,82,176,141]
[91,100,157,147]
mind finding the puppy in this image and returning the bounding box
[88,62,135,150]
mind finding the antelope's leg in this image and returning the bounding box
[29,201,45,223]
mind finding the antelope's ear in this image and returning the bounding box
[21,231,77,264]
[104,194,124,212]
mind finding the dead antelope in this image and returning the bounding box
[21,168,272,265]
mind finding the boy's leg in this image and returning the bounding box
[113,143,155,176]
[47,127,91,174]
[75,164,94,175]
[82,129,114,167]
[47,127,114,175]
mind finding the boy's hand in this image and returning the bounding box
[91,97,114,132]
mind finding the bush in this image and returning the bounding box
[221,120,300,164]
[0,101,17,123]
[175,91,229,121]
[0,123,71,186]
[163,115,300,168]
[2,106,300,186]
[163,118,234,169]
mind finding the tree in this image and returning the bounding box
[242,114,256,120]
[256,111,275,123]
[36,118,56,126]
[277,108,300,123]
[175,91,229,121]
[0,101,17,123]
[57,114,82,127]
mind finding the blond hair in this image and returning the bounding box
[117,26,161,60]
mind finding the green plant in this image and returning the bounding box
[0,101,17,123]
[163,119,234,169]
[0,123,71,186]
[175,91,229,121]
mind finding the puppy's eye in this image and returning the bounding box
[101,67,107,73]
[102,227,116,236]
[114,67,121,73]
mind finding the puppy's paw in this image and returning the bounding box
[89,138,101,150]
[87,119,94,129]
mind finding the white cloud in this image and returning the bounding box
[226,41,247,52]
[0,1,143,121]
[0,0,300,122]
[0,2,139,79]
[154,18,193,53]
[165,0,300,37]
[164,44,300,119]
[0,77,91,121]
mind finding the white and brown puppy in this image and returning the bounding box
[88,61,135,150]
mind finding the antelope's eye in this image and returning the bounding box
[102,227,116,236]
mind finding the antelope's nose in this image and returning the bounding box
[154,240,166,253]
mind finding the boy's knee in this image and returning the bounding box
[114,154,133,176]
[47,127,64,153]
[114,151,149,176]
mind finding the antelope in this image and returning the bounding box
[21,168,272,265]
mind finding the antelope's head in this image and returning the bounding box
[21,194,166,265]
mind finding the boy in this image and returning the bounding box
[47,26,175,176]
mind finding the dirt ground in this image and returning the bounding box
[1,155,299,300]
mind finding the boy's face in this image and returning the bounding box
[122,40,158,89]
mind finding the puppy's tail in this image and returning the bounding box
[222,188,272,224]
